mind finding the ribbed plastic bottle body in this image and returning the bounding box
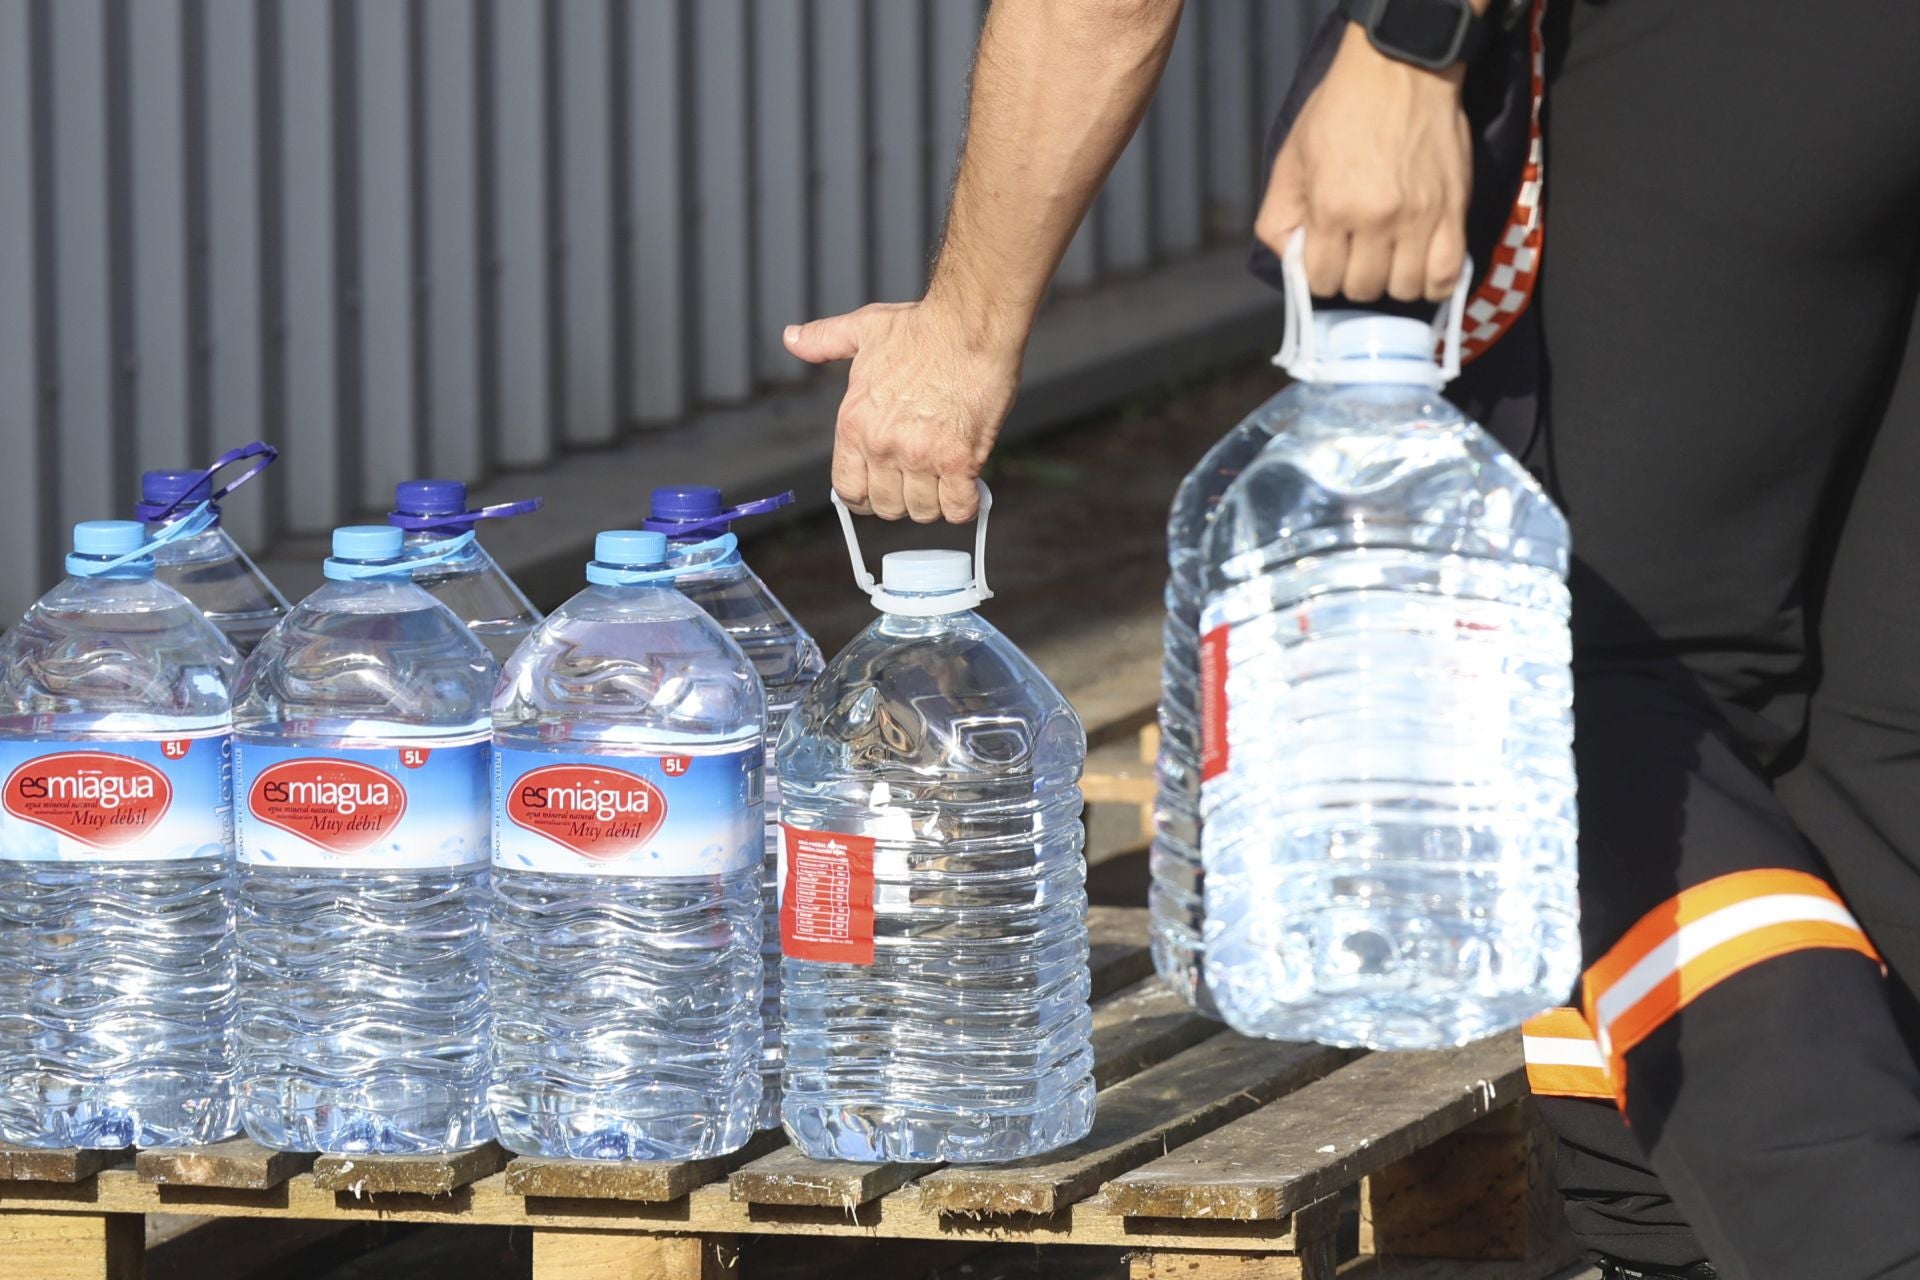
[674,554,821,1130]
[0,574,239,1148]
[1199,383,1578,1049]
[777,609,1093,1163]
[490,583,765,1159]
[150,523,290,657]
[402,531,542,665]
[1153,383,1325,1017]
[232,579,497,1153]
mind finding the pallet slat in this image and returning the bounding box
[136,1136,313,1191]
[313,1142,507,1197]
[918,1034,1349,1216]
[506,1129,782,1203]
[1107,1033,1527,1222]
[728,1146,926,1210]
[0,1145,118,1184]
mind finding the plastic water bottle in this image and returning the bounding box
[0,518,238,1148]
[490,530,765,1159]
[1199,253,1578,1050]
[232,525,497,1153]
[645,486,821,1130]
[778,487,1095,1163]
[389,480,543,664]
[138,443,290,656]
[1152,315,1354,1017]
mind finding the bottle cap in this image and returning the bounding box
[642,487,793,538]
[72,520,147,558]
[1322,316,1446,387]
[594,530,669,568]
[392,479,468,517]
[140,470,215,510]
[648,486,723,522]
[880,549,973,596]
[331,525,404,562]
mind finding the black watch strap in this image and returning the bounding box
[1339,0,1490,72]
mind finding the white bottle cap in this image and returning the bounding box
[1323,315,1445,387]
[881,549,972,596]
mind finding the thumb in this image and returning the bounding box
[783,311,865,364]
[1253,141,1308,257]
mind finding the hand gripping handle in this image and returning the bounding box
[830,480,994,615]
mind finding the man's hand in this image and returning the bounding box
[783,300,1019,524]
[1256,22,1473,303]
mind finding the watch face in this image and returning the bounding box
[1373,0,1468,63]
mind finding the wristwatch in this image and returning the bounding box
[1338,0,1491,72]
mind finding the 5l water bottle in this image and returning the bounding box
[233,526,497,1153]
[389,480,543,664]
[1199,247,1578,1049]
[1152,315,1353,1017]
[778,487,1095,1162]
[139,443,290,656]
[645,486,821,1130]
[0,517,238,1148]
[491,530,765,1159]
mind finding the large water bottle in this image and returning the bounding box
[644,486,822,1130]
[490,529,765,1160]
[1152,315,1354,1017]
[232,525,497,1153]
[388,480,543,664]
[0,517,238,1148]
[1199,247,1578,1049]
[138,444,290,656]
[778,487,1094,1163]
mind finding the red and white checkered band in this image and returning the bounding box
[1461,0,1546,364]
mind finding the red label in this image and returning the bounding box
[247,758,408,853]
[505,763,669,860]
[161,739,192,760]
[780,825,876,965]
[4,751,174,850]
[1200,624,1231,783]
[399,747,432,769]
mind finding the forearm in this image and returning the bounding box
[929,0,1184,349]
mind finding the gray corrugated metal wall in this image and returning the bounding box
[0,0,1328,617]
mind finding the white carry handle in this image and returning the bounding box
[831,480,994,616]
[1275,227,1473,384]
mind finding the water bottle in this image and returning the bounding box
[232,525,497,1154]
[1152,314,1355,1017]
[644,486,822,1130]
[1198,240,1578,1049]
[0,517,238,1148]
[490,529,765,1160]
[778,486,1095,1163]
[388,480,543,664]
[138,443,290,656]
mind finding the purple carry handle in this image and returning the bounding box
[386,496,545,531]
[135,442,279,522]
[642,490,794,538]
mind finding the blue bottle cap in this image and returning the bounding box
[648,486,724,522]
[594,530,668,568]
[331,525,405,561]
[72,520,147,558]
[392,479,468,517]
[140,469,215,509]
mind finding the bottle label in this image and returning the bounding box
[1200,623,1231,783]
[493,744,760,877]
[0,730,231,861]
[779,825,877,965]
[234,735,490,868]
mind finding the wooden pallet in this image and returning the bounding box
[0,907,1575,1280]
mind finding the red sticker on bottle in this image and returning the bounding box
[3,751,174,850]
[247,758,408,854]
[505,763,669,860]
[1200,624,1230,783]
[780,825,876,965]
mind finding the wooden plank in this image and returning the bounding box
[918,1034,1348,1216]
[0,1210,142,1280]
[136,1136,314,1191]
[1108,1033,1528,1222]
[1131,1198,1339,1280]
[727,1144,923,1211]
[534,1230,738,1280]
[1087,904,1154,998]
[313,1142,508,1197]
[1088,977,1226,1089]
[0,1145,117,1184]
[506,1128,782,1202]
[1360,1104,1533,1262]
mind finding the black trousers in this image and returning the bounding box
[1479,2,1920,1277]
